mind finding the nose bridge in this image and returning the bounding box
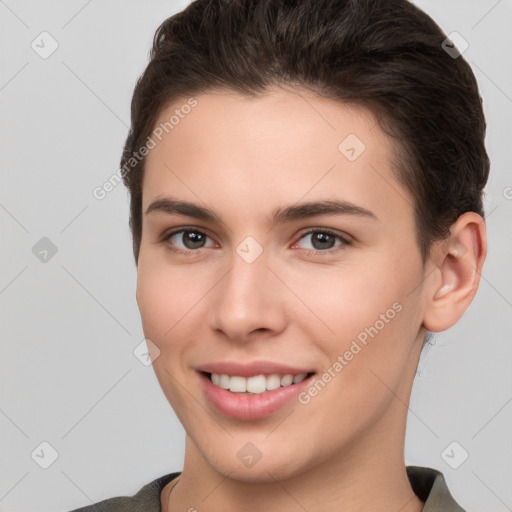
[208,243,284,339]
[221,246,270,316]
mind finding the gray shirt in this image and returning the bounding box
[68,465,465,511]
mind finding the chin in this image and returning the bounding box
[202,445,310,484]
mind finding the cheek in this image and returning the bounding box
[294,268,418,441]
[136,259,191,347]
[289,261,401,336]
[295,253,419,373]
[135,260,200,411]
[136,254,220,359]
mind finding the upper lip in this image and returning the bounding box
[196,360,315,378]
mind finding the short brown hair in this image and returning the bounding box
[121,0,490,264]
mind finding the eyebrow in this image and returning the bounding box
[145,196,378,226]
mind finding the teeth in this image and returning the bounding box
[210,372,309,394]
[230,376,247,392]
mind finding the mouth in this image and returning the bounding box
[198,370,317,420]
[200,371,316,395]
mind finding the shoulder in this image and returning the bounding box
[65,472,181,512]
[407,465,466,512]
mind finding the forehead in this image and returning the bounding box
[150,86,385,166]
[142,87,413,228]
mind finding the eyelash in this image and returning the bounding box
[160,227,352,256]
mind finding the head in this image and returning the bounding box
[122,0,488,483]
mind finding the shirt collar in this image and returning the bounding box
[143,466,466,512]
[407,465,466,511]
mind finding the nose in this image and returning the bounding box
[207,248,287,343]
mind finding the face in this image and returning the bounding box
[136,86,431,482]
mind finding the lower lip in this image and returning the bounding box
[199,371,316,420]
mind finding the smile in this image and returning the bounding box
[209,372,312,394]
[198,371,317,420]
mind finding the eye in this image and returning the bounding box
[294,228,351,254]
[160,227,352,256]
[162,228,216,254]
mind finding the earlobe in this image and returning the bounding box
[422,212,487,332]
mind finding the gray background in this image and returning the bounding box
[1,1,511,511]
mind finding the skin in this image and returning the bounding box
[135,85,487,512]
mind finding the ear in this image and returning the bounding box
[422,212,487,332]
